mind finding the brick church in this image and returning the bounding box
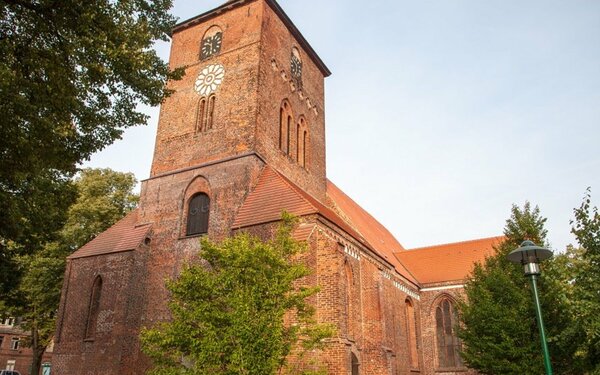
[52,1,501,374]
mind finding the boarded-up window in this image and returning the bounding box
[406,299,419,368]
[186,193,210,236]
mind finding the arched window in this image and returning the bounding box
[196,95,216,132]
[405,298,419,368]
[186,193,210,236]
[435,298,463,368]
[196,97,206,132]
[296,122,301,161]
[206,95,216,131]
[302,130,308,168]
[296,118,308,168]
[279,101,293,154]
[351,352,360,375]
[286,115,292,155]
[200,26,223,60]
[279,107,285,150]
[345,262,353,337]
[85,276,102,340]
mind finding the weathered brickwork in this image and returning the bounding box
[53,1,488,374]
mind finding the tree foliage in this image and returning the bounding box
[141,216,334,375]
[458,203,582,374]
[570,189,600,373]
[0,0,182,294]
[3,168,138,375]
[61,168,139,249]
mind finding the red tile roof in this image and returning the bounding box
[232,167,418,285]
[68,210,151,259]
[232,167,318,228]
[394,236,504,284]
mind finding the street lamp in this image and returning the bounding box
[507,240,554,375]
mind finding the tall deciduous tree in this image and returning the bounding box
[8,168,139,375]
[571,189,600,373]
[458,203,581,375]
[141,215,334,375]
[0,0,182,295]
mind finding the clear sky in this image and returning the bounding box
[83,0,600,251]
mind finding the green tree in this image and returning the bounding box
[61,168,139,249]
[571,189,600,373]
[6,168,139,375]
[458,203,581,374]
[141,215,334,375]
[0,0,182,295]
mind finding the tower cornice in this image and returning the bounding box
[173,0,331,77]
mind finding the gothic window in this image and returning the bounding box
[405,298,419,368]
[279,107,284,149]
[302,130,308,168]
[351,352,360,375]
[287,115,293,158]
[435,298,463,368]
[207,95,216,130]
[296,122,301,162]
[85,276,102,340]
[200,26,223,60]
[186,193,210,236]
[196,97,206,132]
[345,262,353,337]
[279,101,293,154]
[296,117,308,168]
[196,95,216,132]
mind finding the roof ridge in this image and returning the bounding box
[406,235,505,252]
[231,166,320,229]
[326,180,406,250]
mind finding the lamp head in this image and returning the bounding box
[507,240,553,276]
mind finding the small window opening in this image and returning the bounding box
[186,193,210,236]
[85,276,103,340]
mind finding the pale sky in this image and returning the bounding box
[83,0,600,251]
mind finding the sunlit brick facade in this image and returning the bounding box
[52,1,500,374]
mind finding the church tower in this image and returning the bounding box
[149,0,330,199]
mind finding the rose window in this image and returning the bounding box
[194,64,225,96]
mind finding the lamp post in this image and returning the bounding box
[507,240,554,375]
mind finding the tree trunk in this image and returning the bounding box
[30,325,46,375]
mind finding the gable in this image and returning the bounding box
[68,210,151,259]
[232,166,418,285]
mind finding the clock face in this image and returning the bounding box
[195,64,225,96]
[291,54,302,79]
[200,32,222,60]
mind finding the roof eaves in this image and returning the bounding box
[407,235,504,252]
[315,216,421,289]
[173,0,249,33]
